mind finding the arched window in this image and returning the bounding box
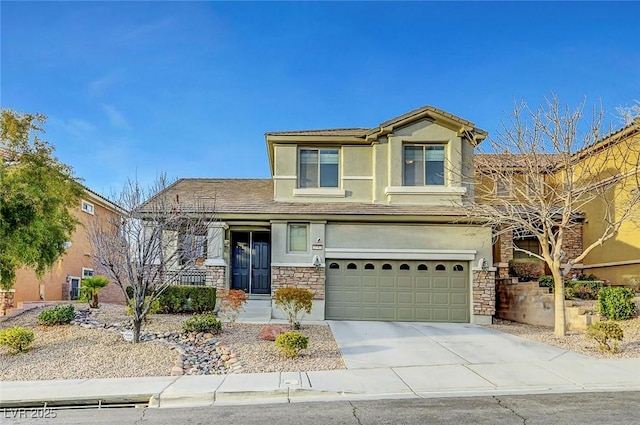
[400,263,410,270]
[436,264,446,271]
[329,263,340,269]
[417,264,428,271]
[453,264,464,271]
[347,263,357,270]
[364,263,375,270]
[382,263,392,270]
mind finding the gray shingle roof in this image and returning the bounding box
[153,178,472,218]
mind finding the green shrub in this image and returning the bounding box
[274,287,313,330]
[598,287,637,321]
[586,321,624,353]
[126,285,216,314]
[38,304,76,325]
[275,331,309,358]
[182,313,222,334]
[538,275,554,292]
[0,326,35,353]
[126,296,161,319]
[565,280,604,300]
[509,259,545,282]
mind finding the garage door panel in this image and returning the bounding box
[326,259,470,322]
[433,277,450,289]
[433,292,450,305]
[451,277,467,290]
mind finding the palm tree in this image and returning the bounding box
[80,276,109,308]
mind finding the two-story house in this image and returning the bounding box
[157,106,496,324]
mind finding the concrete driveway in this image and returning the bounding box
[328,321,589,369]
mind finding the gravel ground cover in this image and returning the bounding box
[485,302,640,359]
[0,303,345,381]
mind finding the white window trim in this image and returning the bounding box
[288,223,309,253]
[385,186,466,195]
[81,200,95,215]
[293,188,346,198]
[82,268,94,278]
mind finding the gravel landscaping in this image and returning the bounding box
[0,303,345,381]
[2,301,639,382]
[486,308,640,359]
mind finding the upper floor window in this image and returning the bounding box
[403,145,445,186]
[299,148,339,188]
[81,200,95,215]
[495,174,513,198]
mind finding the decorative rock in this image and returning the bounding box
[258,325,289,341]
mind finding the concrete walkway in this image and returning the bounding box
[2,321,640,409]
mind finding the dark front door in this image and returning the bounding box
[252,241,271,294]
[232,243,250,292]
[231,232,271,294]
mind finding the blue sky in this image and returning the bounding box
[2,1,639,198]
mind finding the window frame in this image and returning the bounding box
[288,223,309,253]
[297,147,340,189]
[403,143,446,186]
[81,200,95,215]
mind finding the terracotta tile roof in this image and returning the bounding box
[151,178,471,218]
[475,153,565,169]
[0,147,14,161]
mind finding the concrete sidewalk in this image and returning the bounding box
[2,357,640,409]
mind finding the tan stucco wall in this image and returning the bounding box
[13,195,124,305]
[272,118,474,206]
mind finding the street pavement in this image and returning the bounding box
[1,321,639,409]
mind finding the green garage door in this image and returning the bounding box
[325,259,469,322]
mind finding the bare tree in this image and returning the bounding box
[616,99,640,125]
[471,96,640,336]
[89,175,210,343]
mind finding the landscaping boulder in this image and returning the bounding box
[258,325,289,341]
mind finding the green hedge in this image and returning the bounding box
[565,280,604,300]
[598,287,637,321]
[509,258,545,282]
[126,285,216,314]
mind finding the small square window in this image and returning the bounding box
[81,200,95,215]
[82,268,94,278]
[288,224,308,252]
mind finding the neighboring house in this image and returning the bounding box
[155,106,496,324]
[12,188,126,306]
[579,118,640,284]
[476,117,640,285]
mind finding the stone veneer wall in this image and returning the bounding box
[205,266,227,293]
[561,222,583,263]
[271,266,325,299]
[473,270,496,316]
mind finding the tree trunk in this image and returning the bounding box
[90,293,99,309]
[553,270,567,336]
[133,316,142,343]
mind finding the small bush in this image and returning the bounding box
[598,287,637,321]
[565,280,604,300]
[538,275,554,292]
[586,321,624,353]
[38,304,76,325]
[0,326,35,353]
[216,289,247,324]
[126,296,161,319]
[79,275,110,308]
[275,331,309,358]
[182,313,222,334]
[126,285,217,314]
[509,259,545,282]
[274,287,313,330]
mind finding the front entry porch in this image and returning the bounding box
[231,231,271,295]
